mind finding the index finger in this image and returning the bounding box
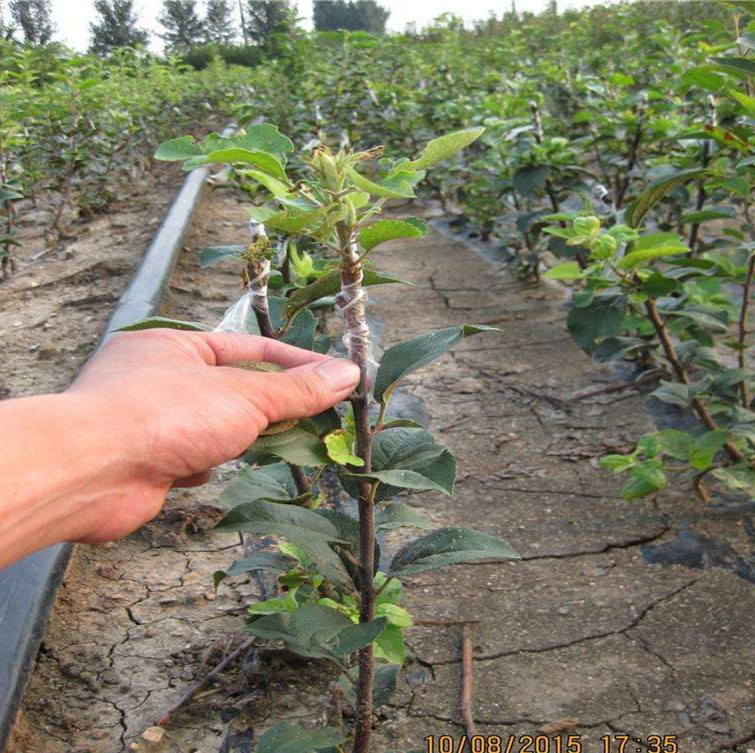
[197,332,331,369]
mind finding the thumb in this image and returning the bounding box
[236,357,361,424]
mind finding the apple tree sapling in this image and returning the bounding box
[150,123,520,753]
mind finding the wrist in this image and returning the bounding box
[0,392,142,566]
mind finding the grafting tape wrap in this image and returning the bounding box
[0,123,236,752]
[337,238,378,384]
[214,220,270,334]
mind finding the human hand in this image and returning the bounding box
[32,330,358,551]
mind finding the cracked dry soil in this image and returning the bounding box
[8,187,755,753]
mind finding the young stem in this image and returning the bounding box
[688,97,716,255]
[615,96,647,208]
[335,220,375,753]
[738,254,755,409]
[644,298,744,463]
[246,224,311,498]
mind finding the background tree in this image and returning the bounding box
[158,0,203,54]
[9,0,53,45]
[243,0,296,46]
[89,0,149,56]
[204,0,236,45]
[313,0,389,33]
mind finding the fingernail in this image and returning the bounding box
[315,358,361,391]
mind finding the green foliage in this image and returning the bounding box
[374,325,499,403]
[256,722,345,753]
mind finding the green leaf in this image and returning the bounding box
[240,168,293,198]
[617,233,688,270]
[115,316,210,332]
[204,148,288,181]
[215,498,340,539]
[154,135,202,161]
[600,454,636,473]
[689,430,728,470]
[215,500,351,588]
[249,590,300,615]
[376,501,432,531]
[253,428,329,467]
[625,169,710,228]
[651,381,693,408]
[200,244,246,268]
[621,460,666,500]
[657,429,694,461]
[349,468,453,494]
[316,508,381,584]
[374,325,499,403]
[344,164,418,199]
[665,308,729,333]
[543,261,583,280]
[682,208,736,223]
[342,427,456,501]
[513,165,550,197]
[592,336,647,363]
[407,127,485,170]
[213,552,295,588]
[375,624,405,665]
[284,268,410,320]
[219,463,297,508]
[257,722,345,753]
[325,429,364,467]
[332,617,388,655]
[566,294,627,352]
[236,124,294,160]
[373,664,401,707]
[256,207,327,234]
[711,463,755,493]
[712,56,755,77]
[246,604,385,660]
[359,218,429,252]
[389,527,519,576]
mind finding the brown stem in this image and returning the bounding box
[689,98,716,255]
[246,243,311,498]
[738,254,755,409]
[644,298,744,463]
[461,624,477,738]
[335,221,375,753]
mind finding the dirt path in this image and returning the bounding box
[9,189,755,753]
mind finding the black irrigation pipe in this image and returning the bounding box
[0,126,234,752]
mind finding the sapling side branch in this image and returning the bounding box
[688,96,716,255]
[644,298,744,464]
[245,221,311,497]
[615,95,647,208]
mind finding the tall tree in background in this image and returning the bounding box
[205,0,236,44]
[243,0,296,46]
[313,0,389,33]
[89,0,149,55]
[158,0,203,53]
[9,0,53,45]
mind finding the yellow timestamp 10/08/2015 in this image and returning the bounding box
[422,735,680,753]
